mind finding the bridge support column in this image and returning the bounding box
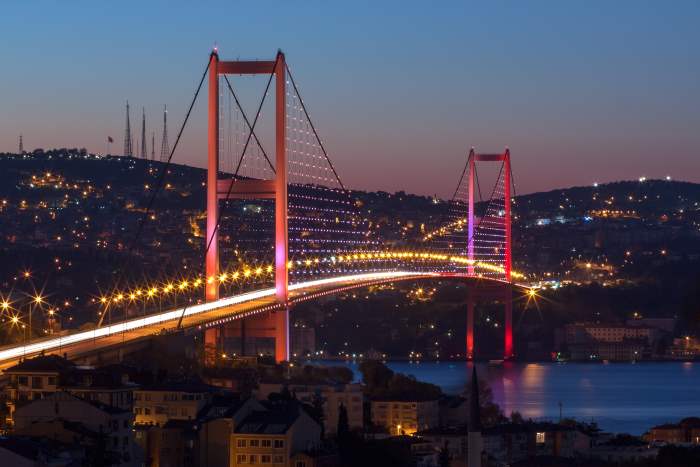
[273,52,289,363]
[467,291,474,360]
[504,288,513,360]
[204,325,221,366]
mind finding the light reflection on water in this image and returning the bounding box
[319,360,700,435]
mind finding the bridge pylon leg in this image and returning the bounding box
[504,288,513,360]
[467,291,474,360]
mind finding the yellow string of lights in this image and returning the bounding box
[95,249,525,306]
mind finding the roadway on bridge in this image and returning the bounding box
[0,272,434,369]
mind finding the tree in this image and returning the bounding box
[464,376,505,427]
[359,360,394,390]
[338,403,350,441]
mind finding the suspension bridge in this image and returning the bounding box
[0,50,525,368]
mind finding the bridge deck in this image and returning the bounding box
[0,272,438,369]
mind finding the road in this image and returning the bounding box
[0,271,434,369]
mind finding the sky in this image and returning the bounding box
[1,1,699,197]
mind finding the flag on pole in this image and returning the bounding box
[107,136,114,143]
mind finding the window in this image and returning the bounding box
[261,455,271,463]
[261,439,271,448]
[237,439,247,448]
[250,439,260,447]
[236,454,247,463]
[144,408,151,415]
[249,455,257,463]
[273,455,284,463]
[274,439,284,449]
[295,461,306,467]
[31,377,43,389]
[18,376,28,386]
[47,376,56,385]
[536,432,546,444]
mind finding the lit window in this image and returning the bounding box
[536,432,546,444]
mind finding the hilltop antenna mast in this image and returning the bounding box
[124,101,133,157]
[151,131,155,160]
[160,105,169,162]
[19,134,23,154]
[140,108,147,159]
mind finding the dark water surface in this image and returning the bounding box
[316,360,700,435]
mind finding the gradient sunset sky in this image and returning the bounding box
[1,1,698,197]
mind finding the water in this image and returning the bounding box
[316,360,700,435]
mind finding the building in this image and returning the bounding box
[418,426,468,467]
[590,434,658,463]
[290,449,340,467]
[133,394,264,467]
[12,391,136,466]
[257,382,363,435]
[482,422,586,465]
[3,355,137,426]
[370,399,440,435]
[645,417,700,444]
[0,436,85,467]
[133,380,215,426]
[562,323,657,361]
[230,401,322,467]
[438,395,468,428]
[669,336,700,359]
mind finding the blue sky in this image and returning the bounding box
[1,1,698,196]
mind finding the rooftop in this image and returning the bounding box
[4,355,75,374]
[235,403,306,435]
[138,379,215,394]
